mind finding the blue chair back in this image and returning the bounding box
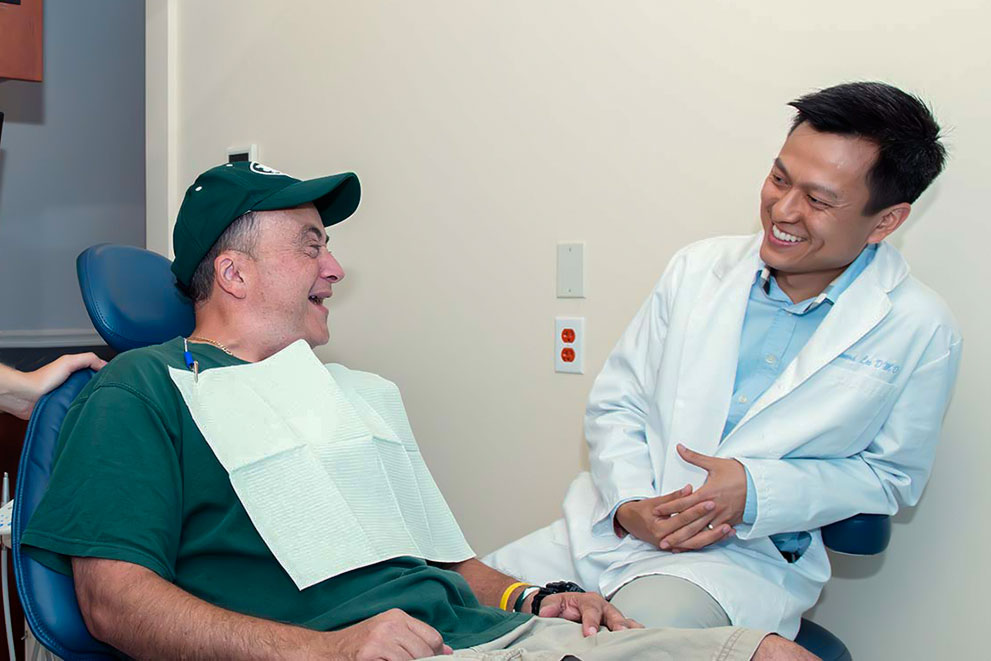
[77,243,194,352]
[14,244,194,659]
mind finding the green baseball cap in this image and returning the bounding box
[171,161,361,286]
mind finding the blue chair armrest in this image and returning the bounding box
[797,515,891,657]
[795,618,851,661]
[821,513,891,555]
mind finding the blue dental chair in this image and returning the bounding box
[13,244,888,660]
[793,514,891,660]
[12,244,194,660]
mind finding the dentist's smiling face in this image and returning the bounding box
[759,122,892,293]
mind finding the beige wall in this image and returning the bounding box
[150,1,989,657]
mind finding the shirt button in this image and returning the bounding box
[765,354,778,365]
[738,395,748,404]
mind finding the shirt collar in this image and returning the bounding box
[755,243,878,311]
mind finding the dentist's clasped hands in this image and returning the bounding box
[615,444,748,553]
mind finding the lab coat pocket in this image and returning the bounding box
[823,357,898,389]
[817,363,898,406]
[774,365,897,456]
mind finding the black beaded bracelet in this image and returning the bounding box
[530,581,585,615]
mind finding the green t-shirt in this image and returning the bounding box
[22,337,527,649]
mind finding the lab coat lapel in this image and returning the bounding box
[671,248,756,459]
[728,260,893,436]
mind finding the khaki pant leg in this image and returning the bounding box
[609,574,731,629]
[422,617,767,661]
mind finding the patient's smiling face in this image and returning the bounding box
[245,204,345,349]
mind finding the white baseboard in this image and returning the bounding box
[0,328,103,348]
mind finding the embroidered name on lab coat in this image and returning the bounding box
[839,352,901,375]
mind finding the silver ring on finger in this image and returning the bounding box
[706,524,715,530]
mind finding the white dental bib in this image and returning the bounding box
[168,340,473,590]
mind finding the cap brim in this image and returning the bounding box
[254,172,361,227]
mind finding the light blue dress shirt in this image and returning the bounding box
[726,244,877,557]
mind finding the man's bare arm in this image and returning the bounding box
[434,558,639,635]
[72,557,450,660]
[431,557,517,609]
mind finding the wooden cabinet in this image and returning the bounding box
[0,0,43,82]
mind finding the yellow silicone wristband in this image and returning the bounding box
[499,581,530,611]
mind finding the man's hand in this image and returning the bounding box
[327,609,452,660]
[651,444,747,552]
[616,486,732,550]
[525,591,643,637]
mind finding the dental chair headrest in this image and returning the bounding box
[77,244,195,352]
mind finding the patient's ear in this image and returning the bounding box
[214,251,248,300]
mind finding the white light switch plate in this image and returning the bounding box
[557,242,585,298]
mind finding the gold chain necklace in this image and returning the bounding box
[187,336,234,356]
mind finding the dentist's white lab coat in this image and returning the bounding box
[486,233,961,638]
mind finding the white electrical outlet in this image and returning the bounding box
[555,317,585,374]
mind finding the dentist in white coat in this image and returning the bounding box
[485,81,962,639]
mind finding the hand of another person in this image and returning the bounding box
[323,609,452,660]
[615,486,733,551]
[527,591,643,637]
[651,444,747,552]
[1,353,107,420]
[27,352,107,399]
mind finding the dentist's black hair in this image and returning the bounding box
[788,82,947,215]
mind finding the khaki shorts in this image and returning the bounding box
[423,617,767,661]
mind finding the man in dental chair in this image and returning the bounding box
[20,162,807,660]
[485,82,962,639]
